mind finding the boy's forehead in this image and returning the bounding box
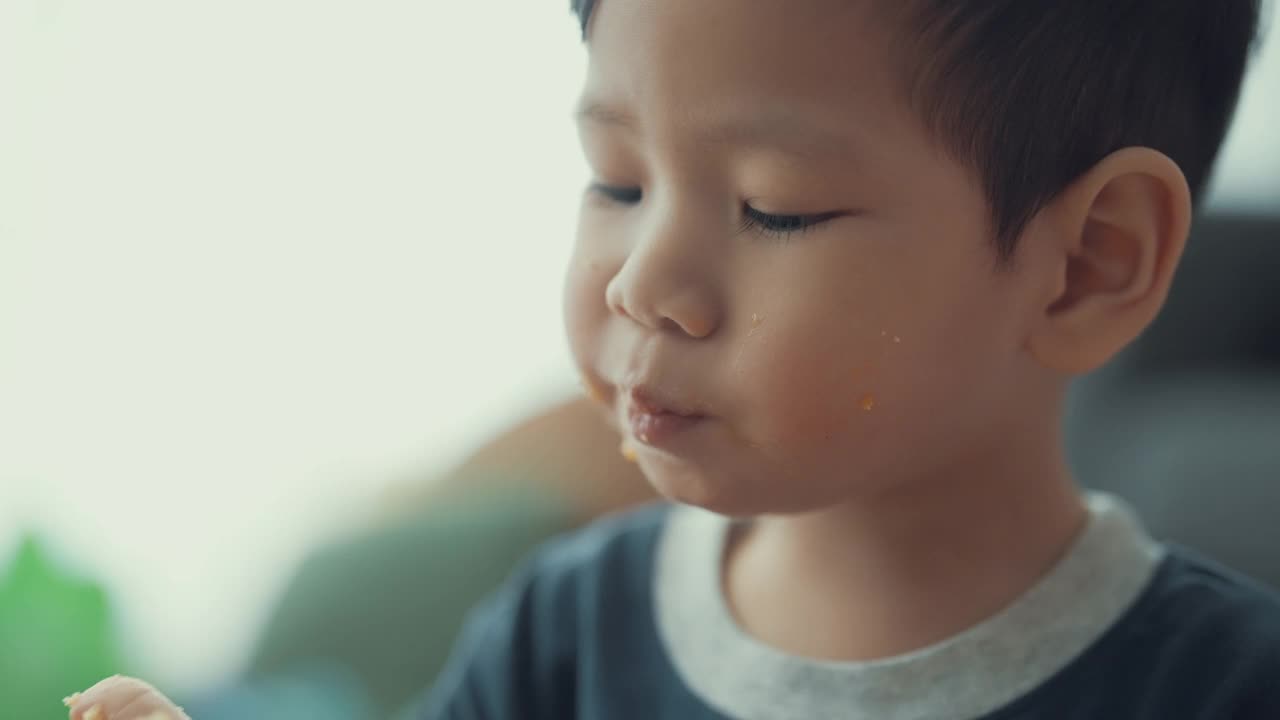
[581,0,906,140]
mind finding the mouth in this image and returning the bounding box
[625,385,708,449]
[628,386,703,417]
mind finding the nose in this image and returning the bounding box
[604,205,723,339]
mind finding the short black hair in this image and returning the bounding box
[569,0,1264,262]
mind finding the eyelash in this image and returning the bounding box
[589,183,839,240]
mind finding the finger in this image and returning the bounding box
[66,675,191,720]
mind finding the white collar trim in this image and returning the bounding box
[654,492,1164,720]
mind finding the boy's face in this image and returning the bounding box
[565,0,1049,516]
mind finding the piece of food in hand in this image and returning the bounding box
[64,676,191,720]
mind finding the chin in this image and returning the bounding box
[643,465,836,519]
[644,468,743,516]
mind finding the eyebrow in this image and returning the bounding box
[574,99,861,164]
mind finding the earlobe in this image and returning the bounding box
[1027,147,1192,374]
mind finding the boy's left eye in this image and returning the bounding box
[741,206,843,238]
[587,182,843,240]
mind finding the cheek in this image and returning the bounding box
[562,244,611,367]
[737,320,879,450]
[717,321,898,511]
[727,274,987,468]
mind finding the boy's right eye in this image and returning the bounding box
[589,183,642,205]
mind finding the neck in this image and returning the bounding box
[723,413,1087,662]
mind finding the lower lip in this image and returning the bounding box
[629,410,706,449]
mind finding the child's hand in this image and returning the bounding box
[63,675,191,720]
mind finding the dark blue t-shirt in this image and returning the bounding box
[420,503,1280,719]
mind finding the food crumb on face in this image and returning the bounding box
[619,439,638,462]
[580,375,607,403]
[860,394,877,411]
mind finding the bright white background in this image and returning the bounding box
[1,0,1277,695]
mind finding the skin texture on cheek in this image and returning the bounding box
[730,312,767,380]
[722,243,915,456]
[694,320,904,513]
[564,223,618,412]
[739,325,880,449]
[728,310,921,495]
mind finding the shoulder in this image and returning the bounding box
[1000,546,1280,719]
[541,500,674,567]
[465,500,673,647]
[522,501,673,601]
[1115,547,1280,715]
[420,503,675,719]
[1137,546,1280,647]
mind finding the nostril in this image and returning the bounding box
[607,293,645,326]
[658,316,696,337]
[668,313,715,340]
[604,278,630,318]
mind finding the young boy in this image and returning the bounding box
[420,0,1279,717]
[66,0,1277,719]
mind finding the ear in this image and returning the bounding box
[1026,147,1192,374]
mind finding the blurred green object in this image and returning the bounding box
[0,533,126,720]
